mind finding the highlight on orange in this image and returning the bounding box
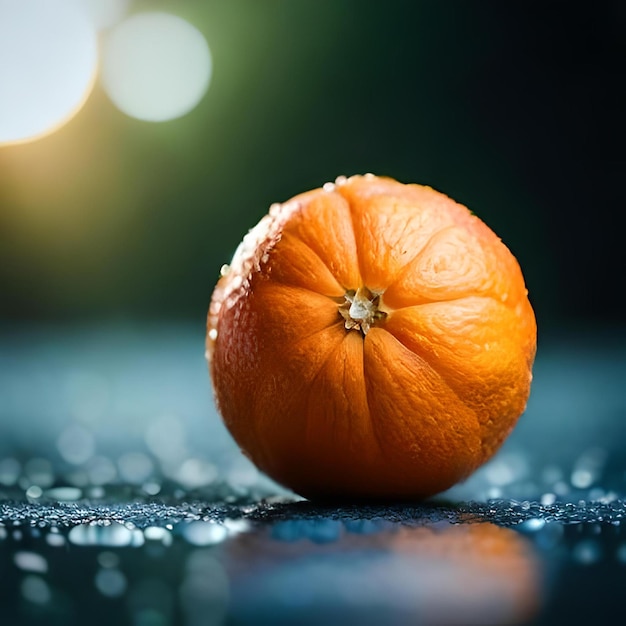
[207,174,537,500]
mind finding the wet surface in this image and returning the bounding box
[1,324,626,625]
[2,489,626,626]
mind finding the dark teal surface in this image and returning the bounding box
[1,325,625,625]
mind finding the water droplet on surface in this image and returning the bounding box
[486,487,503,499]
[223,518,250,535]
[182,521,228,546]
[14,551,48,573]
[43,486,82,501]
[26,485,43,499]
[269,202,281,217]
[95,567,127,597]
[21,575,51,605]
[571,469,593,489]
[46,533,66,547]
[572,539,602,565]
[518,518,546,533]
[69,522,135,547]
[144,526,173,546]
[142,481,162,496]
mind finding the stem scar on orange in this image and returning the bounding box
[206,174,537,501]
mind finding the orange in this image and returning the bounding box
[206,174,537,500]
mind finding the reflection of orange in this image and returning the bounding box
[387,523,542,624]
[207,175,537,500]
[225,521,543,625]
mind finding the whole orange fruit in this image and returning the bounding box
[207,174,537,500]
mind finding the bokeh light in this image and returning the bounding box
[0,0,98,145]
[80,0,130,30]
[101,12,212,122]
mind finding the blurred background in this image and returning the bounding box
[1,0,625,493]
[2,0,624,330]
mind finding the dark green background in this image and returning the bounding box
[1,1,624,335]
